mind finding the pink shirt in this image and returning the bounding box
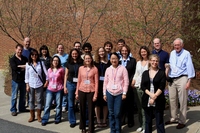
[103,65,129,96]
[47,67,65,92]
[75,66,99,98]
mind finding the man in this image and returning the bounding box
[81,43,94,59]
[104,41,113,60]
[9,44,28,116]
[74,41,82,55]
[116,39,132,58]
[152,38,169,71]
[22,37,32,59]
[165,38,195,129]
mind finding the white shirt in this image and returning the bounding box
[25,61,48,88]
[133,61,148,88]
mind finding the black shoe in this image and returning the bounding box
[70,123,76,128]
[55,121,61,124]
[19,109,29,112]
[176,123,185,129]
[41,122,47,126]
[11,112,17,116]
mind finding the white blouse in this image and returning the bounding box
[133,60,149,88]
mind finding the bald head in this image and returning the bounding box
[23,37,31,49]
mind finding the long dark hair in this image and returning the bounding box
[67,48,83,64]
[50,56,62,69]
[39,45,50,57]
[28,49,40,65]
[139,46,150,60]
[83,53,94,67]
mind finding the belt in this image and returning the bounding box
[171,75,188,80]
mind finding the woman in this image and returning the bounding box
[103,53,129,133]
[25,49,48,123]
[120,45,136,128]
[39,45,52,107]
[41,56,65,126]
[39,45,51,70]
[54,44,69,112]
[94,47,110,127]
[141,54,166,133]
[64,48,83,128]
[75,53,98,133]
[131,46,150,133]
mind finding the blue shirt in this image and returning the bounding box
[152,49,169,71]
[22,47,33,59]
[120,56,130,67]
[54,53,69,68]
[168,49,195,79]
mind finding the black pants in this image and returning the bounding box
[78,90,94,132]
[144,107,165,133]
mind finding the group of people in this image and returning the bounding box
[9,37,195,133]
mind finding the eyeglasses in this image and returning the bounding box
[53,60,59,62]
[31,54,38,56]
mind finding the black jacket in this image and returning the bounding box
[141,69,166,110]
[9,54,28,82]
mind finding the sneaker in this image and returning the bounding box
[62,107,66,112]
[136,127,143,132]
[11,112,17,116]
[141,130,145,133]
[54,108,56,112]
[70,123,76,128]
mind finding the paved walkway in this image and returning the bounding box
[0,70,200,133]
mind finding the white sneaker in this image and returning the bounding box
[136,127,143,132]
[141,130,145,133]
[54,108,56,112]
[62,107,66,112]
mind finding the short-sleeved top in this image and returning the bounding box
[66,62,83,83]
[152,49,169,71]
[54,53,68,68]
[9,54,28,82]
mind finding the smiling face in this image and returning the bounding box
[110,54,119,67]
[140,48,148,60]
[31,51,38,61]
[15,46,23,57]
[104,44,112,53]
[71,50,78,60]
[121,46,128,58]
[153,38,161,51]
[98,48,105,58]
[57,44,64,54]
[41,49,47,56]
[84,55,92,66]
[173,39,183,53]
[52,57,59,68]
[23,37,31,49]
[74,43,81,50]
[149,56,159,69]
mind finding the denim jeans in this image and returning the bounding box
[29,86,43,110]
[62,92,68,109]
[10,80,26,113]
[67,81,76,124]
[106,91,122,133]
[144,107,165,133]
[42,89,63,123]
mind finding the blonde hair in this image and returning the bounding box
[148,54,160,69]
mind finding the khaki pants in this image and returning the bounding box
[168,76,188,124]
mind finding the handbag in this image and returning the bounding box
[31,61,46,85]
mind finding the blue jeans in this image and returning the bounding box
[62,92,68,109]
[42,89,63,123]
[10,80,26,112]
[67,81,76,124]
[144,107,165,133]
[106,91,122,133]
